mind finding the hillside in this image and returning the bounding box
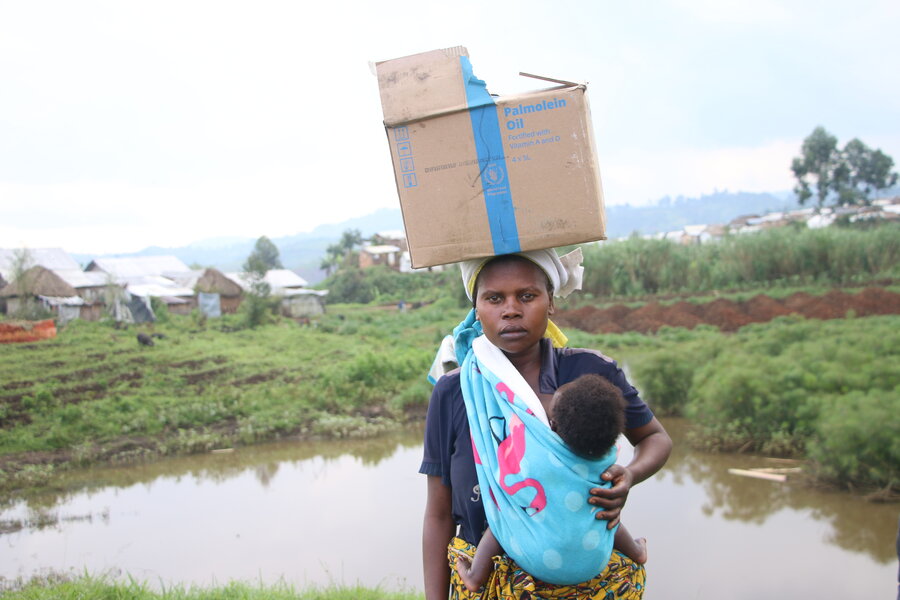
[72,191,799,284]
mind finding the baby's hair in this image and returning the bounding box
[552,374,625,459]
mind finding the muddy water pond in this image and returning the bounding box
[1,419,897,598]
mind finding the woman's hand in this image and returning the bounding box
[588,464,634,528]
[587,416,673,529]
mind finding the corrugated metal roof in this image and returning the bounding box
[127,281,194,297]
[55,269,111,288]
[87,256,191,280]
[38,295,85,306]
[280,288,328,297]
[0,247,81,280]
[363,245,401,254]
[225,269,309,292]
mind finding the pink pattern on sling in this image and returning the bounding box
[495,384,547,514]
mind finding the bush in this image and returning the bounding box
[322,266,465,305]
[241,284,279,329]
[806,389,900,489]
[677,316,898,461]
[687,356,811,454]
[149,296,170,323]
[631,350,697,416]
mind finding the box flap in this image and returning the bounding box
[376,46,475,126]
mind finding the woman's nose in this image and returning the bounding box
[501,299,522,317]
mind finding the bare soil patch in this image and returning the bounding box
[554,286,900,334]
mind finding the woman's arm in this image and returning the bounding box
[589,416,673,527]
[423,475,456,600]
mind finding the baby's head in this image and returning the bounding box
[548,374,625,459]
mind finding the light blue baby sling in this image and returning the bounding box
[453,310,618,585]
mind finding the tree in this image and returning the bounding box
[837,138,898,206]
[791,126,841,208]
[792,127,898,208]
[320,229,363,275]
[243,236,283,275]
[241,236,282,328]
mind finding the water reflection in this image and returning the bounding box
[656,418,897,564]
[1,427,428,591]
[1,420,896,599]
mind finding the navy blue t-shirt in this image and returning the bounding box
[419,338,655,545]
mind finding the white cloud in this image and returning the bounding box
[602,139,799,205]
[668,0,790,25]
[2,1,898,255]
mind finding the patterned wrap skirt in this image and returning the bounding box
[447,536,646,600]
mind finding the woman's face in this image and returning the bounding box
[473,257,553,359]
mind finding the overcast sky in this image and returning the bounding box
[2,0,898,254]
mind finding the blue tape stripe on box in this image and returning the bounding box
[460,56,520,256]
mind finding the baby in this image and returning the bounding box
[456,373,648,591]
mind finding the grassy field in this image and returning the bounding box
[2,283,898,496]
[0,299,460,496]
[0,574,424,599]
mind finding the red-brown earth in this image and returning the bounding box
[553,287,900,334]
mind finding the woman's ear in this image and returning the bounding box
[548,299,555,316]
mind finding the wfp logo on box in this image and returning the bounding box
[484,162,506,187]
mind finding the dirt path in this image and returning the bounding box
[553,286,900,334]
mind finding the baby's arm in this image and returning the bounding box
[454,528,502,592]
[613,522,648,565]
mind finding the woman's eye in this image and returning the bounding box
[521,293,535,301]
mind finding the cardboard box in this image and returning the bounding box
[376,46,606,268]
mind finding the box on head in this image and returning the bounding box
[375,46,606,269]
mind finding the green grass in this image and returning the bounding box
[0,301,460,494]
[0,573,424,599]
[2,284,898,494]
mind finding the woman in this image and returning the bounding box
[420,249,672,600]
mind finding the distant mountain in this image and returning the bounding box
[72,192,801,285]
[71,208,405,285]
[604,191,802,239]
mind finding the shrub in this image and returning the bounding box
[806,389,900,489]
[631,350,696,416]
[687,356,810,453]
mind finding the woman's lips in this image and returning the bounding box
[499,327,527,339]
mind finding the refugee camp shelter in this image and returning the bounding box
[359,244,403,270]
[86,255,195,315]
[195,268,244,315]
[225,269,327,318]
[0,265,83,323]
[125,277,195,315]
[278,288,328,318]
[0,247,80,285]
[0,248,114,321]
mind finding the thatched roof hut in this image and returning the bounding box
[195,268,243,296]
[0,266,78,298]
